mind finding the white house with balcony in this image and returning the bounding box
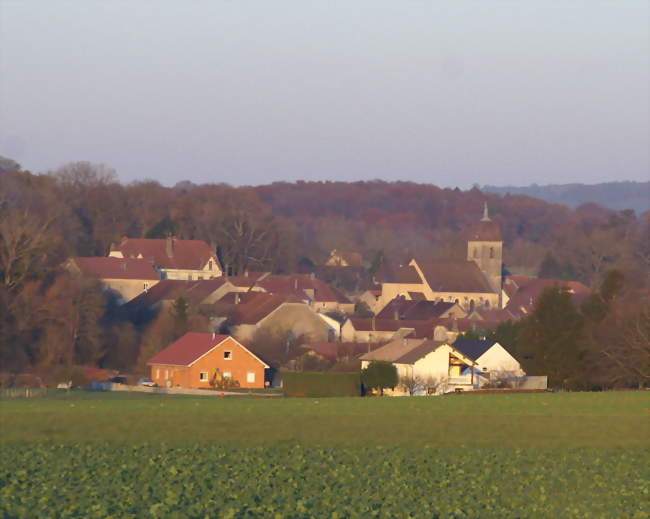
[359,337,526,395]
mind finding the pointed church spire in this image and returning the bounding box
[481,201,491,222]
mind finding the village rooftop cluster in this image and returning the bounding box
[65,205,585,394]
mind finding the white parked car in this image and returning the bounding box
[137,378,156,387]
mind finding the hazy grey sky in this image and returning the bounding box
[1,1,648,188]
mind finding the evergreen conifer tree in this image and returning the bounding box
[518,285,586,388]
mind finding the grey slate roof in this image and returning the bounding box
[452,339,497,361]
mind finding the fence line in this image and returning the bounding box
[0,387,49,399]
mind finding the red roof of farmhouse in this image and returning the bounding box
[504,276,590,318]
[70,257,160,280]
[256,275,351,304]
[111,237,219,270]
[147,333,231,366]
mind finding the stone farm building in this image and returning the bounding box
[65,256,161,304]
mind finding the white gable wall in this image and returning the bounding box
[474,343,524,377]
[412,345,455,380]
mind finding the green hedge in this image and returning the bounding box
[282,371,361,397]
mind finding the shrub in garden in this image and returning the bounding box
[361,361,398,396]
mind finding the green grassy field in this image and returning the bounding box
[1,391,649,517]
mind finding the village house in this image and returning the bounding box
[376,297,464,321]
[148,333,269,389]
[227,292,339,343]
[360,338,475,395]
[123,278,236,321]
[341,317,424,343]
[452,338,525,379]
[64,256,161,304]
[109,236,222,280]
[502,275,590,319]
[359,336,526,395]
[357,289,382,314]
[256,274,355,314]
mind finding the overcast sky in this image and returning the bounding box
[1,1,648,188]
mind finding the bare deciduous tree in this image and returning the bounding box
[399,374,426,396]
[0,202,53,289]
[53,161,117,188]
[600,306,650,389]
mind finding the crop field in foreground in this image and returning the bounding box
[1,392,649,518]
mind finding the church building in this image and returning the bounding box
[375,204,504,313]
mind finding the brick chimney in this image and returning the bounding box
[166,236,174,258]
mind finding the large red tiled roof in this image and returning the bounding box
[112,238,219,271]
[226,272,269,287]
[414,259,495,294]
[229,293,300,325]
[71,257,160,280]
[256,275,351,304]
[148,333,231,366]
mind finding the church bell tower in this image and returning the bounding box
[467,202,503,295]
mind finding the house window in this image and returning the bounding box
[247,372,255,383]
[165,369,169,379]
[209,260,213,270]
[224,351,232,360]
[156,369,160,379]
[223,372,231,379]
[144,282,150,291]
[199,372,208,382]
[188,274,193,280]
[490,247,495,258]
[473,248,478,259]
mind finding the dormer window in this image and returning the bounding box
[473,248,478,259]
[489,247,495,258]
[224,351,232,360]
[208,260,213,270]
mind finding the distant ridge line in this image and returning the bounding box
[483,181,649,214]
